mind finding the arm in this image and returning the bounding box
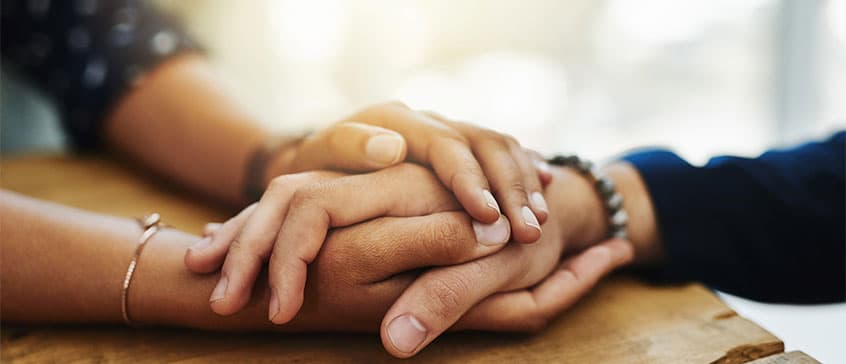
[0,190,507,331]
[2,1,551,226]
[621,131,846,303]
[0,1,412,206]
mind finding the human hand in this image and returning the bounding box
[189,163,635,357]
[377,165,635,357]
[179,209,630,340]
[184,164,513,322]
[274,102,553,244]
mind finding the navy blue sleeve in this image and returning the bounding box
[622,131,845,303]
[1,0,200,149]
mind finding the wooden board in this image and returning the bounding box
[1,155,789,363]
[746,351,821,364]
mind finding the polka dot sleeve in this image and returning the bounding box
[1,0,201,149]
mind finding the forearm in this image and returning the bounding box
[1,191,138,323]
[0,191,276,329]
[103,55,270,206]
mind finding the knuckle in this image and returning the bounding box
[428,218,473,261]
[382,100,410,110]
[508,181,528,197]
[268,172,316,194]
[268,175,293,191]
[290,184,322,206]
[502,134,520,147]
[229,237,264,263]
[421,274,471,320]
[475,129,503,143]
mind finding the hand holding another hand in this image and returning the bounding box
[185,163,635,358]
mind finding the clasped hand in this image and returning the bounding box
[184,103,633,358]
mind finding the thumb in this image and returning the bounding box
[289,121,408,172]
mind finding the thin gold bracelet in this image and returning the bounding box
[121,213,165,326]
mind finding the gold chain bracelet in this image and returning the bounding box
[121,213,166,326]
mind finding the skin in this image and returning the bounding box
[0,163,638,331]
[101,54,553,326]
[3,50,665,357]
[185,161,663,357]
[105,54,549,232]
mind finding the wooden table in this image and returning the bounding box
[0,155,816,363]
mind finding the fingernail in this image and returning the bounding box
[473,215,510,245]
[269,289,280,321]
[190,236,212,251]
[365,134,404,164]
[522,206,541,231]
[535,160,551,174]
[530,192,548,214]
[481,189,500,214]
[387,314,427,354]
[210,276,228,302]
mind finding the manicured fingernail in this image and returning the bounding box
[472,215,510,245]
[481,189,500,214]
[190,236,212,251]
[522,206,541,231]
[530,192,548,214]
[535,160,551,174]
[366,134,404,164]
[387,314,427,354]
[268,289,280,321]
[210,276,228,302]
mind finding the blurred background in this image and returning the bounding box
[157,0,845,165]
[2,0,844,361]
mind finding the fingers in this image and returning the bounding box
[379,253,516,358]
[329,212,511,284]
[289,121,408,173]
[427,136,503,225]
[460,133,542,243]
[267,164,462,325]
[424,112,543,244]
[184,204,256,273]
[525,148,554,186]
[351,103,502,224]
[508,139,548,225]
[209,171,342,316]
[456,239,635,332]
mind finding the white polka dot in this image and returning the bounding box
[82,58,108,88]
[27,0,50,16]
[68,27,91,51]
[150,30,177,56]
[73,0,97,15]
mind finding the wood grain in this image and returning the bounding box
[746,351,821,364]
[1,155,790,363]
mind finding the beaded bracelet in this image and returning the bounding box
[548,155,628,239]
[121,213,166,326]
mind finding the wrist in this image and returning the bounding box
[545,161,663,266]
[601,162,664,266]
[546,166,608,252]
[242,136,302,203]
[128,229,281,331]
